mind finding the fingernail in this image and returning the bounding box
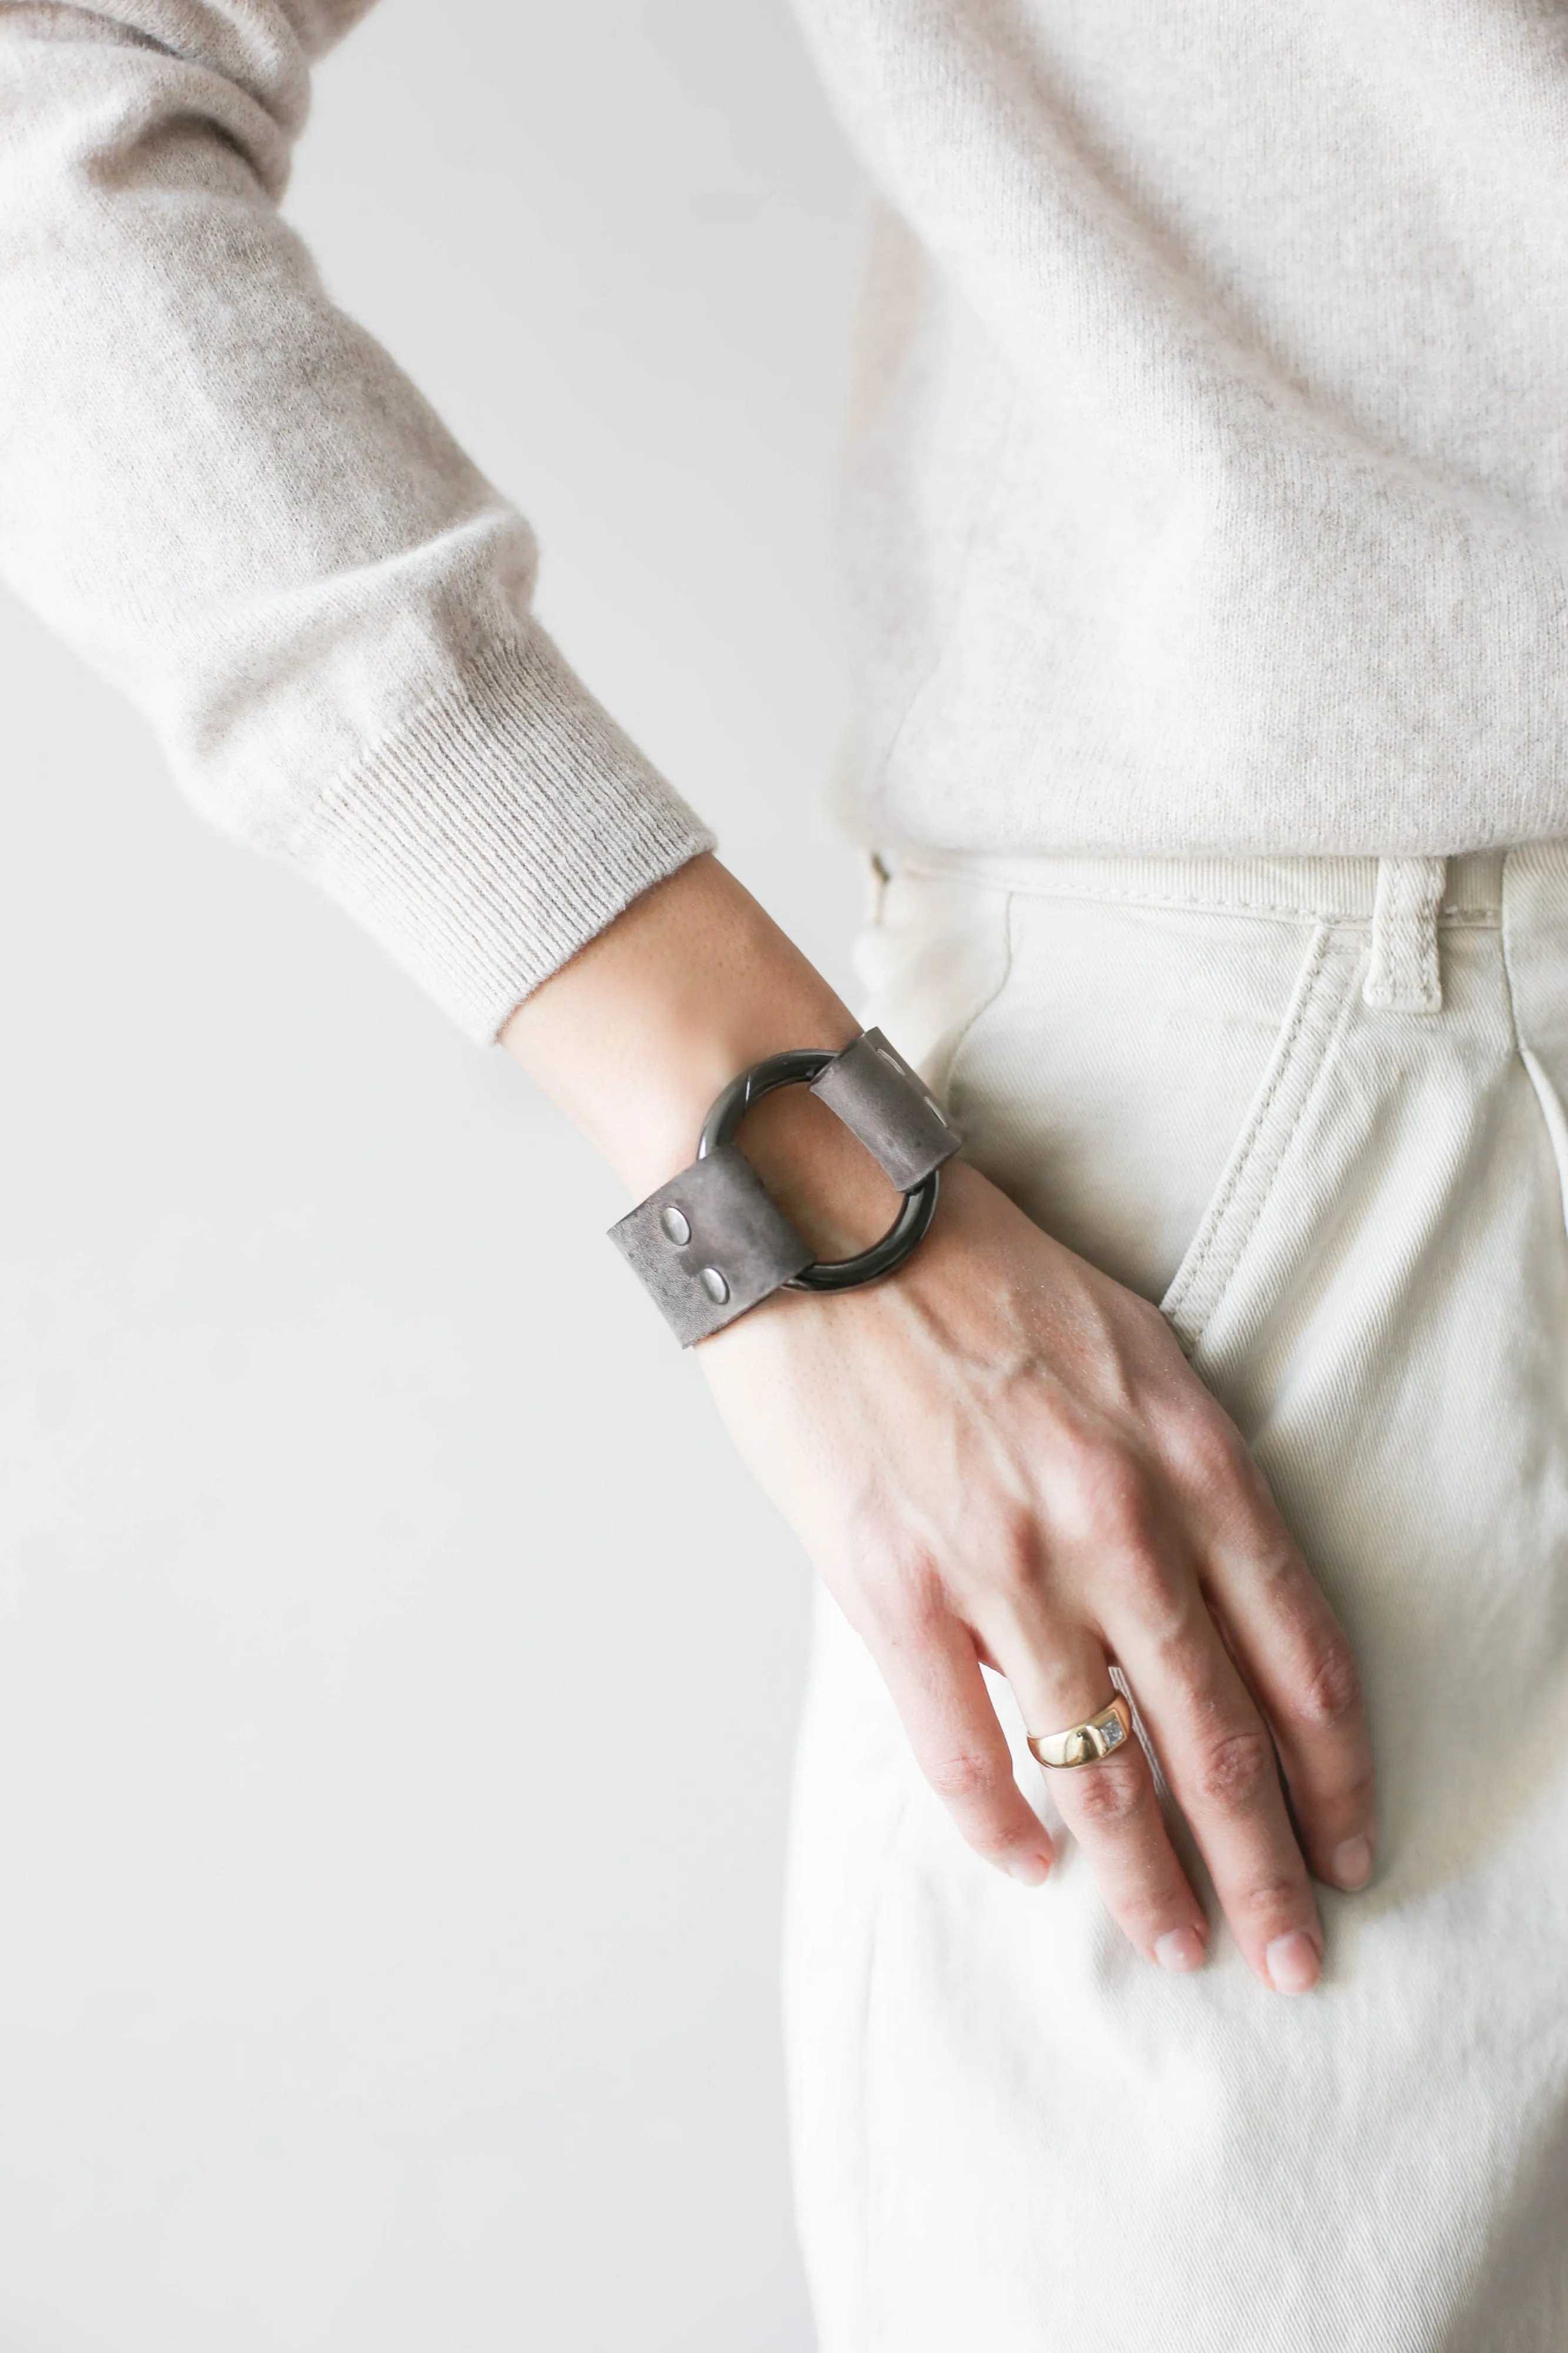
[1330,1835,1374,1890]
[1265,1930,1322,1995]
[1007,1852,1053,1887]
[1155,1927,1206,1974]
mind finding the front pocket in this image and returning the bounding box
[1160,923,1361,1352]
[932,891,1359,1315]
[1502,843,1568,1252]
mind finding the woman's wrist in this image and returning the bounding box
[500,854,901,1255]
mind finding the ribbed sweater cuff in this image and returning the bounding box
[286,624,715,1042]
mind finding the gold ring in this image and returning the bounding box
[1027,1695,1133,1771]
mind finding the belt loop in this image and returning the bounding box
[1363,856,1447,1012]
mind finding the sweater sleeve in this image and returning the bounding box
[0,0,714,1040]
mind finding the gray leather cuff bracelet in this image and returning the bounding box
[608,1028,963,1347]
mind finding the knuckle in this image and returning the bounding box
[986,1526,1042,1607]
[1192,1724,1275,1814]
[1119,1887,1191,1942]
[1295,1628,1364,1729]
[1073,1452,1185,1598]
[1233,1869,1309,1924]
[1327,1761,1378,1821]
[1167,1407,1247,1494]
[925,1747,1005,1808]
[1064,1459,1196,1628]
[1073,1444,1156,1544]
[1152,1621,1215,1689]
[1112,1542,1188,1626]
[1066,1755,1146,1829]
[834,1489,906,1585]
[897,1579,953,1646]
[835,1534,924,1629]
[856,1557,947,1651]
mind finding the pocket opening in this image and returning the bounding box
[1160,923,1359,1354]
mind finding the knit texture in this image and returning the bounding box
[3,2,1567,1043]
[795,0,1568,858]
[0,1,711,1040]
[282,626,713,1041]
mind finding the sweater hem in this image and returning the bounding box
[279,622,715,1041]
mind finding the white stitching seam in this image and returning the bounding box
[893,864,1499,928]
[1161,926,1359,1352]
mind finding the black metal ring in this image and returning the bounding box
[696,1049,941,1293]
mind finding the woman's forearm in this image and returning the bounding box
[500,853,900,1253]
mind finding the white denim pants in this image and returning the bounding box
[785,847,1568,2353]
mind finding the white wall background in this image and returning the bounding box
[0,4,864,2344]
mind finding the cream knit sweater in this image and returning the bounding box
[4,3,1567,1038]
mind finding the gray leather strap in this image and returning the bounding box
[609,1143,814,1348]
[809,1029,961,1189]
[609,1029,961,1346]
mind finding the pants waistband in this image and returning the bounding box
[880,844,1568,1018]
[886,846,1513,924]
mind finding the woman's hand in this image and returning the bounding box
[504,854,1376,1994]
[699,1156,1376,1992]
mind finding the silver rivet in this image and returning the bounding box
[699,1266,729,1304]
[659,1204,691,1246]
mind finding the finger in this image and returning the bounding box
[995,1613,1210,1975]
[1172,1418,1377,1891]
[1212,1538,1374,1890]
[870,1604,1057,1885]
[1117,1599,1326,1994]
